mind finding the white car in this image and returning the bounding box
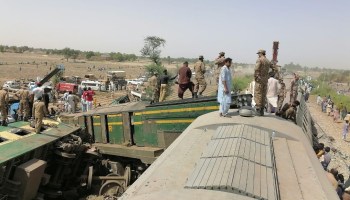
[3,81,20,89]
[81,80,104,91]
[127,79,143,86]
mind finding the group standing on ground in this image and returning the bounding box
[316,94,350,140]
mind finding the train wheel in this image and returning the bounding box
[99,180,125,197]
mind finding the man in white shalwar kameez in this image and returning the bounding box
[266,72,279,113]
[218,58,233,117]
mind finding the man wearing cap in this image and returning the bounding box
[290,73,299,104]
[193,55,206,98]
[15,86,30,121]
[158,69,178,102]
[215,52,226,86]
[254,49,271,116]
[32,96,48,134]
[178,61,194,99]
[0,86,9,126]
[148,72,159,104]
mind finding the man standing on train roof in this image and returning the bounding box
[266,71,279,113]
[254,49,270,116]
[32,96,48,134]
[218,58,233,118]
[0,86,9,126]
[277,80,287,112]
[214,52,225,86]
[158,69,177,102]
[290,73,299,104]
[15,85,30,121]
[178,61,194,99]
[193,55,207,98]
[148,71,159,104]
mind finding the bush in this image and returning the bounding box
[232,75,253,92]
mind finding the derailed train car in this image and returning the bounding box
[58,94,252,197]
[119,99,338,200]
[0,95,251,199]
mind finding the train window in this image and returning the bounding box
[9,128,31,136]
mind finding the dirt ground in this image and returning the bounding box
[308,95,350,178]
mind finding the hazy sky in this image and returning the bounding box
[1,0,349,69]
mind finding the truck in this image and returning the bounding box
[107,71,127,90]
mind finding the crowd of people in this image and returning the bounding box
[316,94,349,140]
[315,143,350,199]
[60,87,95,114]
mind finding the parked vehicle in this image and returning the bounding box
[127,79,143,86]
[56,82,78,94]
[81,80,104,91]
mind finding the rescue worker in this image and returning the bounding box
[254,49,271,116]
[214,52,226,85]
[105,78,110,91]
[178,61,194,99]
[290,74,299,104]
[67,91,75,113]
[32,96,48,133]
[0,86,9,126]
[15,86,30,121]
[276,100,300,124]
[148,72,159,104]
[193,55,206,98]
[158,69,177,102]
[277,80,286,112]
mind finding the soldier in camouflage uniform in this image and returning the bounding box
[290,74,299,104]
[15,86,30,121]
[32,96,48,134]
[254,49,270,116]
[277,80,286,112]
[193,55,206,98]
[148,72,159,104]
[0,86,9,126]
[214,52,225,86]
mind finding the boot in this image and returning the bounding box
[255,108,263,116]
[260,108,265,116]
[193,92,198,98]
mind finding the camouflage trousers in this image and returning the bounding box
[277,95,285,111]
[19,100,30,118]
[215,67,222,85]
[152,87,160,103]
[290,91,298,103]
[35,116,43,133]
[193,77,207,94]
[254,82,267,109]
[159,84,167,102]
[0,105,7,121]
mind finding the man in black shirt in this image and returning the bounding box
[42,89,50,111]
[159,69,177,102]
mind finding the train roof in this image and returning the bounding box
[120,110,338,200]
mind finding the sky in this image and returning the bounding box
[1,0,349,69]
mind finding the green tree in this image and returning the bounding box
[71,50,80,62]
[140,36,166,65]
[86,51,95,59]
[62,47,72,61]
